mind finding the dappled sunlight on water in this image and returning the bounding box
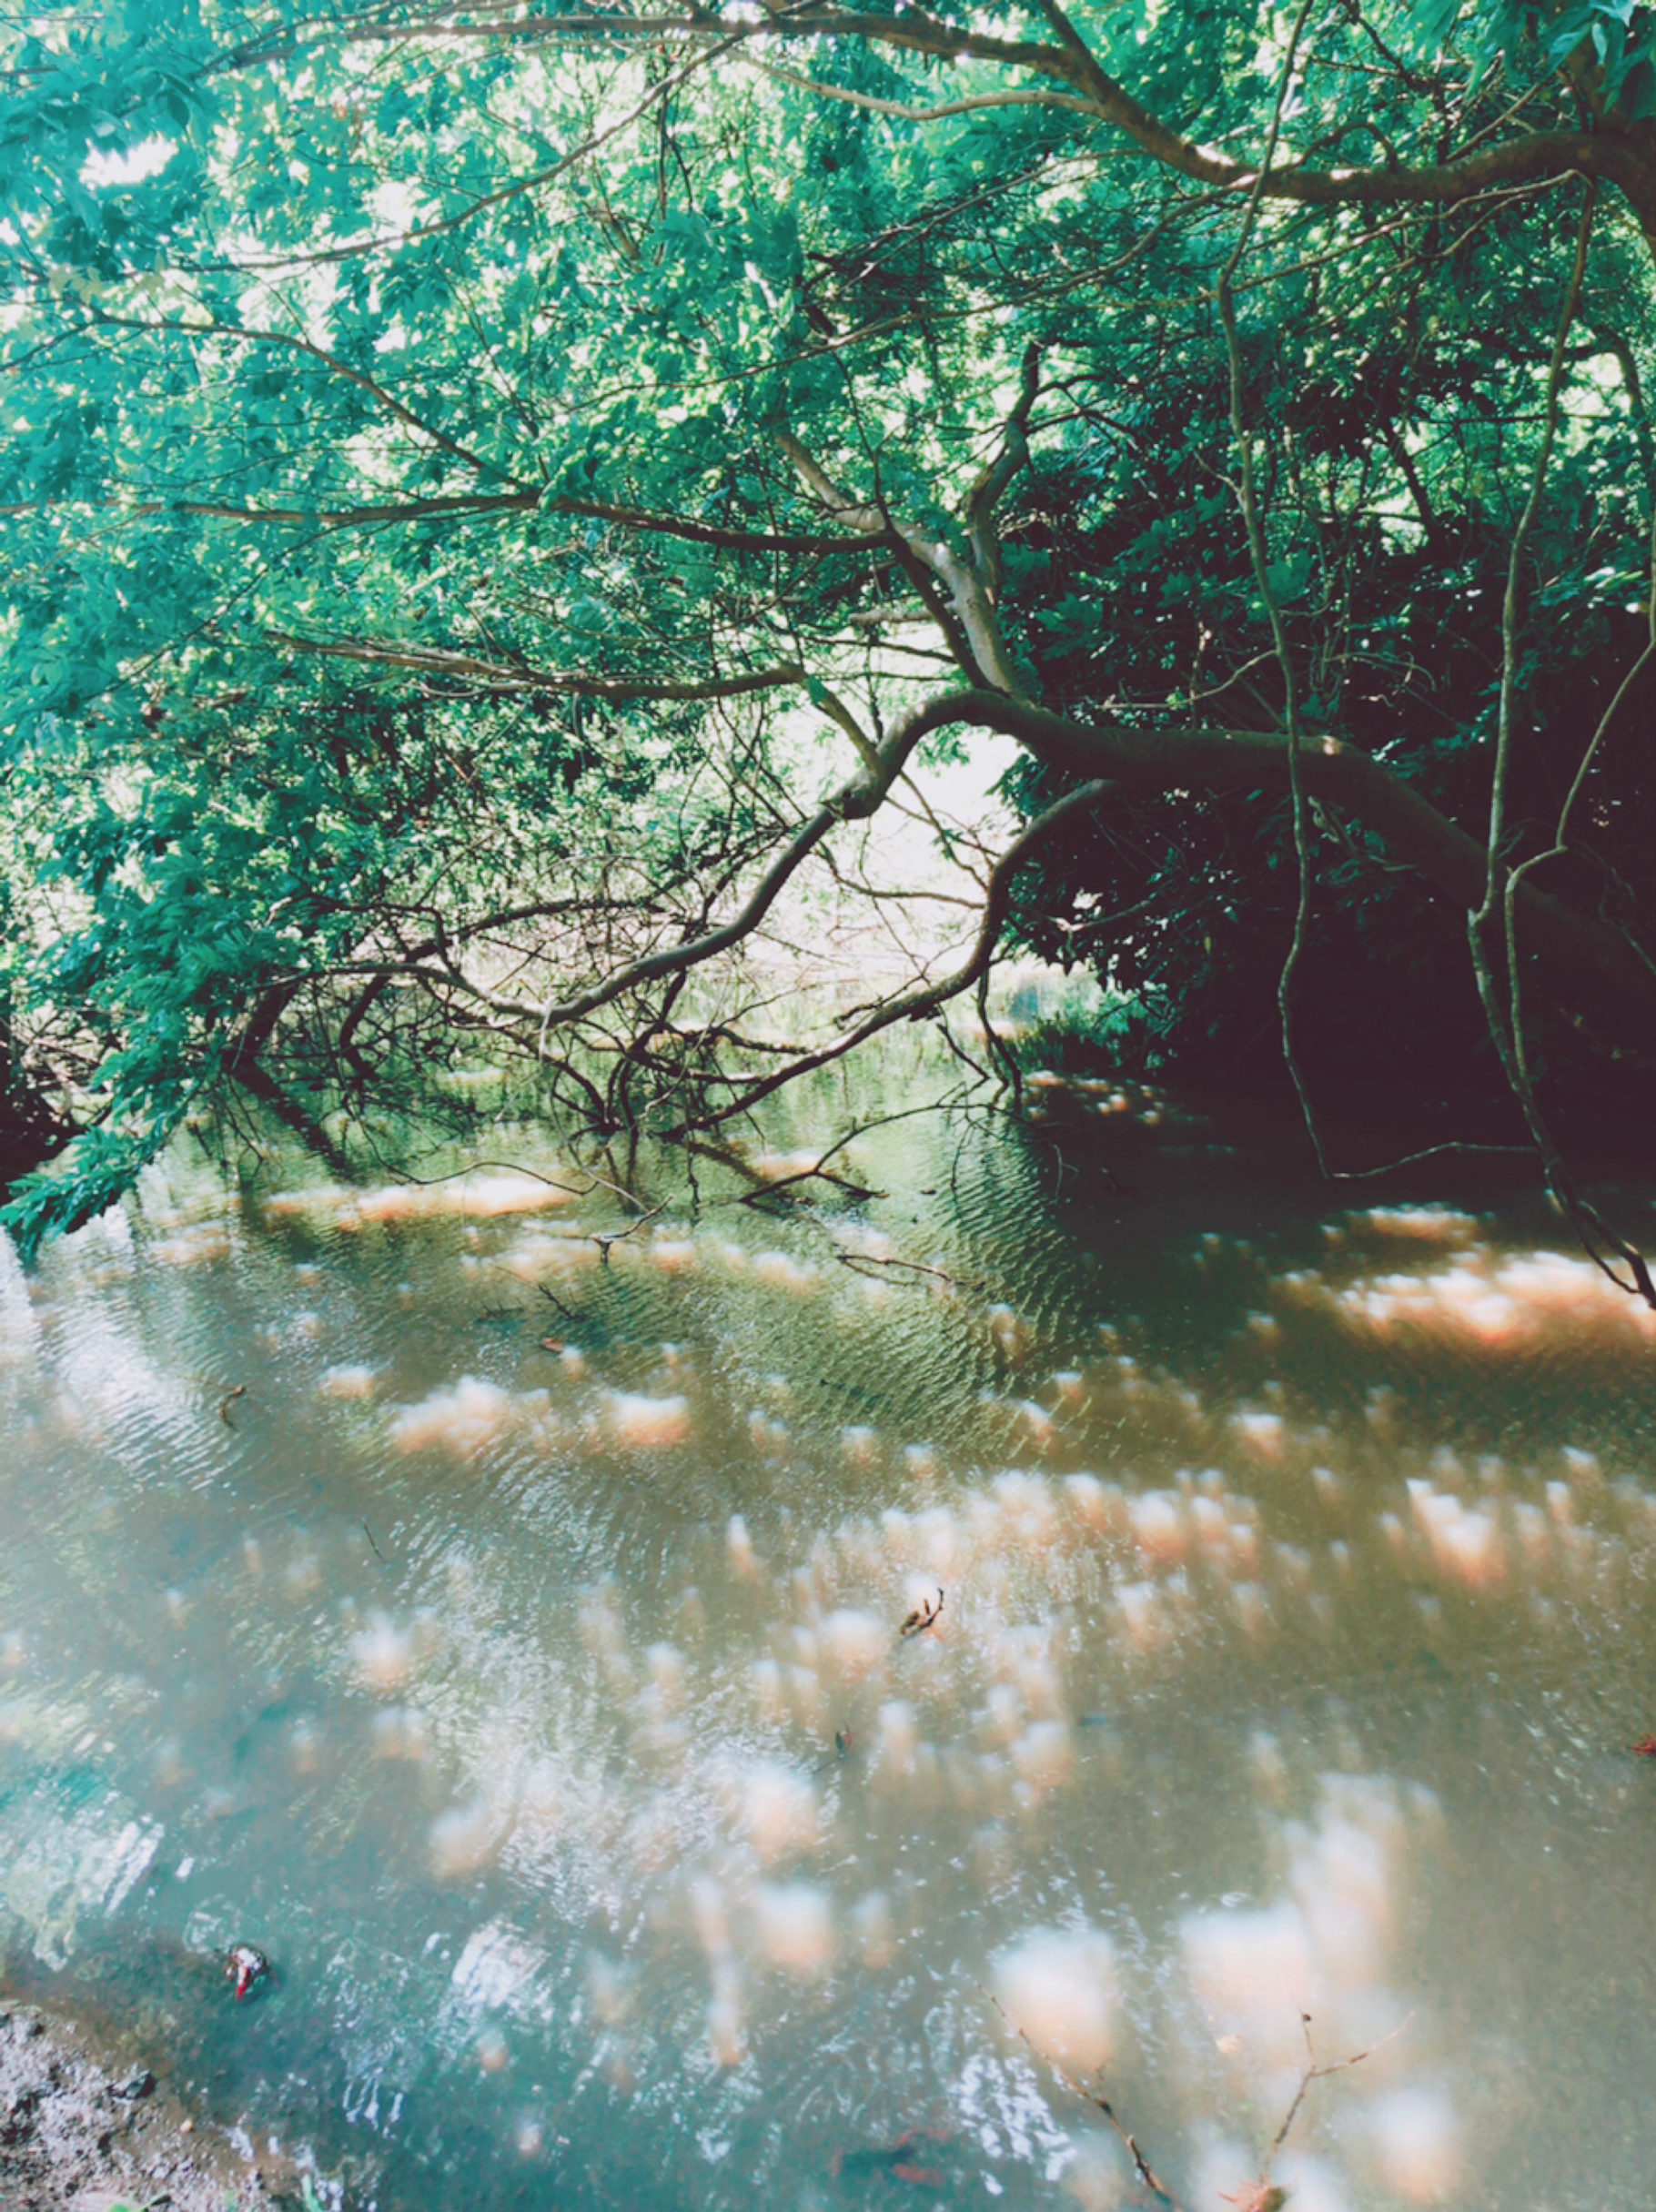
[2,1111,1656,2208]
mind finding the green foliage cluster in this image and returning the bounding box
[1,0,1653,1250]
[998,184,1655,1086]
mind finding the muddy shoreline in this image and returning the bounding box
[1,1999,290,2211]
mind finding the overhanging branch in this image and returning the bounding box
[670,773,1115,1130]
[265,632,809,702]
[333,5,1656,240]
[537,691,974,1033]
[880,691,1656,1066]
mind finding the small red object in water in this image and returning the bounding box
[1633,1736,1656,1756]
[891,2164,944,2187]
[226,1943,270,2000]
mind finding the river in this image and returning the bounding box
[2,1076,1653,2209]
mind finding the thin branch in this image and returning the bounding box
[836,1252,985,1291]
[741,52,1099,122]
[223,26,747,271]
[547,490,876,553]
[589,1200,668,1260]
[1477,187,1599,935]
[265,631,810,702]
[6,481,874,557]
[986,1986,1181,2208]
[537,691,964,1035]
[87,308,520,488]
[667,776,1111,1132]
[1463,185,1655,1307]
[1215,0,1324,1172]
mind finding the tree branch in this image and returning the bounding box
[537,690,972,1033]
[263,631,809,702]
[779,424,1025,693]
[87,308,523,488]
[965,341,1041,601]
[427,6,1656,237]
[76,1,1656,245]
[5,483,873,554]
[741,54,1098,123]
[671,775,1114,1129]
[845,690,1656,1066]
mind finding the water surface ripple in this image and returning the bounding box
[3,1106,1655,2210]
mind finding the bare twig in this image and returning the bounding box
[986,1988,1181,2207]
[736,1119,885,1204]
[1464,184,1655,1308]
[667,777,1111,1137]
[589,1201,667,1262]
[379,1157,657,1212]
[1263,2010,1411,2167]
[1215,0,1325,1173]
[993,1992,1406,2212]
[835,1253,985,1293]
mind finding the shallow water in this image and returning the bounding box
[3,1092,1656,2210]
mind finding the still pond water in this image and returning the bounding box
[3,1082,1656,2210]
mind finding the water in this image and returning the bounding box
[3,1083,1655,2209]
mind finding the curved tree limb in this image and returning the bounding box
[489,675,1656,1076]
[752,6,1656,240]
[965,340,1042,604]
[537,690,975,1034]
[851,690,1656,1066]
[327,5,1656,247]
[44,2,1656,251]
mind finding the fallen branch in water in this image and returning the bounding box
[986,1988,1180,2207]
[897,1587,945,1640]
[740,1163,884,1206]
[531,1279,580,1324]
[588,1201,667,1263]
[1257,2010,1412,2177]
[835,1252,985,1293]
[988,1997,1410,2210]
[735,1116,911,1204]
[371,1156,659,1212]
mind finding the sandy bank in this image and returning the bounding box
[1,2002,288,2212]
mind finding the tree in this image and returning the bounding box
[2,0,1653,1286]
